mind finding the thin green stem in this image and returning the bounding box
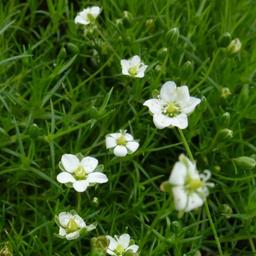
[77,193,81,212]
[204,201,223,256]
[249,238,256,253]
[177,128,194,160]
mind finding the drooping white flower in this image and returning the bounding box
[143,81,201,129]
[57,154,108,192]
[57,211,95,240]
[106,234,139,255]
[120,55,148,78]
[168,154,214,212]
[74,6,101,25]
[105,130,139,157]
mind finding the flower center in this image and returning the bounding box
[116,135,127,146]
[74,166,87,180]
[114,244,125,256]
[128,66,138,76]
[165,102,180,117]
[86,13,96,23]
[66,218,79,233]
[186,178,203,193]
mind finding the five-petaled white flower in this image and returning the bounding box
[106,233,139,255]
[143,81,201,129]
[121,55,148,78]
[105,130,139,157]
[74,6,101,26]
[57,154,108,192]
[57,211,95,240]
[168,154,214,212]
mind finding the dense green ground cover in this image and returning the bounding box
[1,0,256,255]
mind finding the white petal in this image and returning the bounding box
[176,86,190,103]
[127,244,139,253]
[106,235,118,252]
[73,215,86,228]
[90,6,101,16]
[181,97,201,114]
[130,55,141,66]
[169,162,187,185]
[179,154,199,179]
[168,113,188,129]
[121,60,129,75]
[153,114,173,129]
[81,157,98,173]
[172,187,188,211]
[106,136,117,149]
[109,132,122,139]
[185,192,204,212]
[160,81,177,102]
[124,133,134,141]
[118,234,130,249]
[87,172,108,184]
[61,154,79,173]
[59,227,66,237]
[113,145,128,157]
[126,141,139,153]
[57,172,75,184]
[58,212,72,227]
[66,231,80,240]
[74,15,89,25]
[143,99,163,114]
[73,180,89,192]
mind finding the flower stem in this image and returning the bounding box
[204,200,223,256]
[77,193,81,212]
[177,128,194,160]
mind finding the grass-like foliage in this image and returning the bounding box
[1,0,256,255]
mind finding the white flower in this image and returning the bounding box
[143,81,201,129]
[168,154,214,212]
[74,6,101,25]
[120,55,148,78]
[106,234,139,255]
[105,130,139,157]
[57,211,95,240]
[57,154,108,192]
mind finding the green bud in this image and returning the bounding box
[160,181,172,192]
[151,89,159,98]
[219,128,233,139]
[28,123,43,139]
[122,10,133,25]
[157,47,168,59]
[233,156,256,170]
[213,165,221,172]
[220,87,232,98]
[145,19,155,33]
[227,38,242,55]
[221,112,230,126]
[91,236,108,256]
[92,197,99,206]
[219,204,233,219]
[57,46,67,59]
[218,32,232,47]
[239,84,249,104]
[115,18,123,27]
[166,27,179,44]
[181,61,193,78]
[66,42,79,54]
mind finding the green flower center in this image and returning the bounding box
[114,244,125,256]
[185,178,203,193]
[128,66,138,76]
[74,166,87,180]
[165,102,180,117]
[116,135,127,146]
[86,13,96,23]
[66,219,79,233]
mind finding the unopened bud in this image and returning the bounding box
[157,47,168,59]
[145,19,155,32]
[227,38,242,55]
[218,32,232,47]
[166,27,179,44]
[90,236,108,256]
[160,181,172,193]
[92,197,99,206]
[57,46,67,59]
[123,10,133,25]
[219,128,233,139]
[220,204,233,219]
[233,156,256,170]
[181,61,193,78]
[221,87,232,98]
[66,42,79,54]
[222,112,231,126]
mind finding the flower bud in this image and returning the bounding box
[218,32,232,47]
[145,19,155,32]
[166,27,179,44]
[181,61,193,78]
[57,46,67,59]
[221,112,230,126]
[160,181,172,193]
[227,38,242,55]
[0,243,12,256]
[66,42,79,54]
[220,87,231,98]
[90,236,108,256]
[219,128,233,139]
[233,156,256,170]
[157,47,168,59]
[122,10,133,25]
[219,204,233,219]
